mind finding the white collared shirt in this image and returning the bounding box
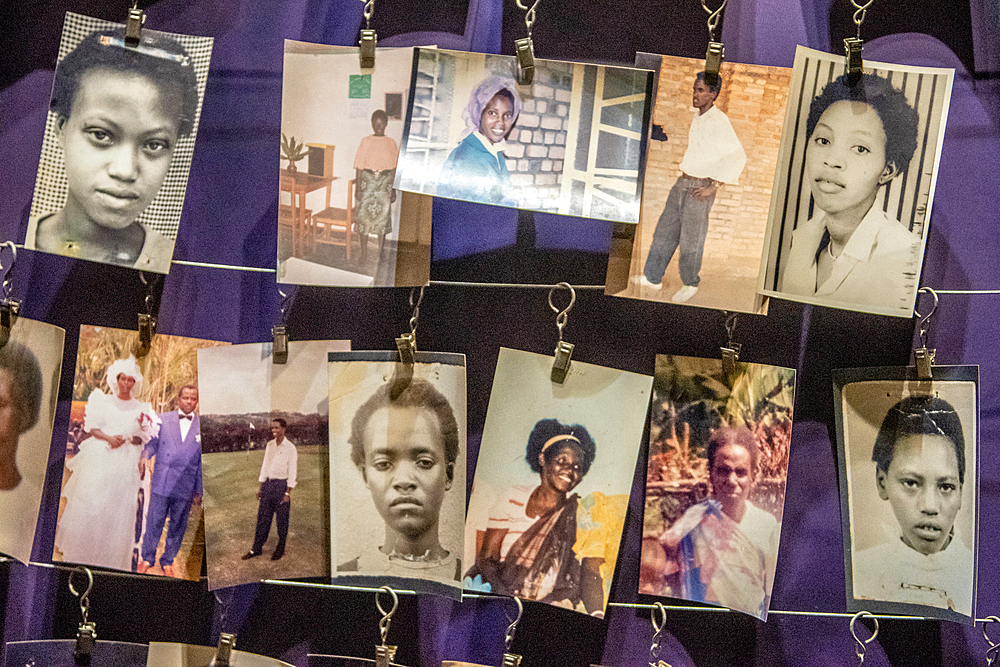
[258,437,298,488]
[472,131,508,163]
[178,411,194,441]
[678,105,747,185]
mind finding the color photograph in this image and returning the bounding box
[198,340,348,589]
[26,12,213,273]
[0,317,64,564]
[758,46,954,317]
[464,348,651,616]
[834,365,978,623]
[53,325,225,578]
[606,54,791,313]
[329,351,466,598]
[278,41,431,288]
[639,354,795,620]
[396,48,651,225]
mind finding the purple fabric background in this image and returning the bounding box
[1,0,997,665]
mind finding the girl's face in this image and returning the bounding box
[116,373,136,400]
[478,93,514,144]
[876,433,962,556]
[58,68,181,231]
[539,442,584,494]
[371,114,387,137]
[805,100,896,225]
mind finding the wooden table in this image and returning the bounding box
[279,170,336,256]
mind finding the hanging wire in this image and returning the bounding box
[700,0,728,42]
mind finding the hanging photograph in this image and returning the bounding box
[53,325,226,578]
[328,351,466,598]
[606,54,792,313]
[834,365,978,623]
[757,46,954,317]
[25,12,213,273]
[0,317,64,564]
[639,354,795,620]
[147,642,294,666]
[396,48,652,224]
[278,41,432,288]
[198,340,348,589]
[464,348,651,616]
[5,640,148,667]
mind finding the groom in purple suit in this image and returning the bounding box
[137,385,202,577]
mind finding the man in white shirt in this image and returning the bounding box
[641,71,747,303]
[243,418,298,561]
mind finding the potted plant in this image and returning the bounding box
[281,133,308,173]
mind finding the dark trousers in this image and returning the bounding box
[252,478,289,553]
[142,492,193,566]
[643,176,716,287]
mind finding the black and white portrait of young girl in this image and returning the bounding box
[758,46,954,317]
[26,13,212,273]
[834,366,978,623]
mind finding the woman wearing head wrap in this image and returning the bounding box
[56,356,159,570]
[436,74,521,207]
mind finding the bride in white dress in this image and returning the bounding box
[56,356,159,570]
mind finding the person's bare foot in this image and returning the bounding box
[137,560,151,574]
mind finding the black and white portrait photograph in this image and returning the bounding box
[26,12,213,273]
[278,41,432,288]
[834,365,978,623]
[328,351,466,597]
[147,642,294,666]
[463,348,651,616]
[758,46,954,317]
[0,317,63,564]
[395,47,652,224]
[198,339,348,589]
[639,355,795,620]
[53,325,225,578]
[606,53,792,313]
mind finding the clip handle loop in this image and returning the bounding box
[850,611,879,664]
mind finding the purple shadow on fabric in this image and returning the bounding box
[431,199,519,260]
[379,0,503,54]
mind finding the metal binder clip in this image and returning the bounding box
[983,616,1000,666]
[913,287,938,380]
[649,602,672,667]
[548,283,575,384]
[844,0,873,81]
[375,586,399,667]
[391,287,423,398]
[850,611,878,665]
[134,273,158,358]
[211,633,236,667]
[125,3,145,47]
[359,0,377,68]
[514,0,542,85]
[720,312,741,383]
[700,0,727,85]
[70,567,95,666]
[501,597,524,667]
[273,287,295,365]
[0,242,20,349]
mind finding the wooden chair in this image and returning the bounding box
[278,203,311,257]
[310,178,354,259]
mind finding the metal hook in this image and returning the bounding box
[69,567,94,624]
[0,241,17,299]
[409,286,425,339]
[376,586,399,646]
[273,286,296,364]
[548,282,575,343]
[504,597,524,653]
[700,0,728,42]
[913,287,938,379]
[848,0,875,38]
[914,286,939,349]
[983,616,1000,665]
[514,0,541,84]
[850,611,878,664]
[548,283,575,384]
[721,311,741,382]
[649,602,668,665]
[134,273,159,358]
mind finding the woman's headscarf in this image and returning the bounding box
[105,355,143,399]
[460,74,521,140]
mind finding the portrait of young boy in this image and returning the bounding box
[26,13,212,273]
[329,353,466,597]
[759,46,954,317]
[835,368,978,623]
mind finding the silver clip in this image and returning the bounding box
[375,586,398,667]
[70,567,95,666]
[0,242,20,349]
[649,602,671,667]
[548,283,575,384]
[983,616,1000,666]
[704,42,725,85]
[134,273,158,358]
[913,287,938,380]
[395,333,416,366]
[273,287,296,364]
[211,633,236,667]
[850,611,878,665]
[359,0,377,68]
[721,312,741,382]
[844,37,864,80]
[514,0,541,85]
[501,597,524,667]
[125,3,145,48]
